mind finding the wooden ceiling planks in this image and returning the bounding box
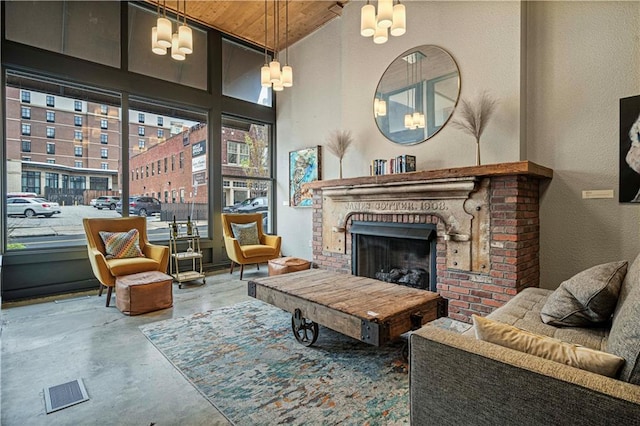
[147,1,347,51]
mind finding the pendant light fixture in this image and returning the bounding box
[170,1,185,61]
[261,0,293,91]
[178,0,193,55]
[156,1,172,49]
[281,0,293,88]
[153,0,193,61]
[361,0,406,45]
[260,0,271,87]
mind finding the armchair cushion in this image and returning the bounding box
[231,221,260,246]
[107,257,162,277]
[540,261,627,326]
[473,315,625,378]
[99,229,144,259]
[241,244,278,258]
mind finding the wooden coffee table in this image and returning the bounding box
[248,269,447,347]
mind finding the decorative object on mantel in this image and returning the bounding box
[326,130,353,179]
[374,45,461,145]
[289,146,321,207]
[151,0,193,61]
[450,91,499,166]
[370,154,415,175]
[261,0,293,91]
[361,0,406,44]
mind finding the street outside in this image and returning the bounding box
[7,205,204,250]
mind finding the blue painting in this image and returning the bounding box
[289,146,321,207]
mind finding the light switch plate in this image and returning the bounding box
[582,190,614,199]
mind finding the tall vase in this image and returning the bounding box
[475,139,481,166]
[339,159,343,179]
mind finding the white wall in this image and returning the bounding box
[527,1,640,287]
[277,1,523,259]
[276,1,640,288]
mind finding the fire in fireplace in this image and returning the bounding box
[350,221,437,291]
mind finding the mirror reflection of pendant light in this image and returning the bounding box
[361,0,406,44]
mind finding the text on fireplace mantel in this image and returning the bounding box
[346,201,448,212]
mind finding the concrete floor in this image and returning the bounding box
[1,266,268,426]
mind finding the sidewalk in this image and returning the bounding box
[8,216,172,238]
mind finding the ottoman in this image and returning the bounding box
[116,271,173,315]
[268,257,311,276]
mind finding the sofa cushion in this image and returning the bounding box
[231,222,260,246]
[540,261,627,327]
[473,315,625,378]
[99,229,144,259]
[467,287,609,351]
[607,271,640,384]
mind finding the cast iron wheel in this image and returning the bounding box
[291,308,319,347]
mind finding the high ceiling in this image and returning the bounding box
[146,1,349,51]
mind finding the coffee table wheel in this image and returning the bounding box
[291,308,319,347]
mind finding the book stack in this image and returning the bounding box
[370,155,416,175]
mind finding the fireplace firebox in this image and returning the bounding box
[351,221,437,292]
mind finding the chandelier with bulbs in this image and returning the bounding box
[261,0,293,91]
[360,0,406,45]
[151,0,193,61]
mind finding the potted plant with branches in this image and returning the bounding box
[450,91,498,166]
[326,130,354,179]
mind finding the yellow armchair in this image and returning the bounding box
[222,213,281,279]
[83,217,169,306]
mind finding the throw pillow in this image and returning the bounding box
[540,261,628,326]
[473,315,625,378]
[99,229,144,259]
[231,222,260,246]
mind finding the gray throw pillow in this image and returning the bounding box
[607,277,640,384]
[231,222,260,246]
[540,261,628,327]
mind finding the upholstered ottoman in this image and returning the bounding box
[268,257,311,276]
[116,271,173,315]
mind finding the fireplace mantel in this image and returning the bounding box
[308,161,553,322]
[305,161,553,190]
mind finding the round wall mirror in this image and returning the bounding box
[374,45,460,145]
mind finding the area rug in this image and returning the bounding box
[139,300,410,425]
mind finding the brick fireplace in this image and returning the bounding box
[306,161,553,323]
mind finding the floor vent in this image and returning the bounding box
[44,378,89,414]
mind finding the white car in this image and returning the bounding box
[7,197,61,218]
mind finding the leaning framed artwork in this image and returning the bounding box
[289,146,321,207]
[620,95,640,202]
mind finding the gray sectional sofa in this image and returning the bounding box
[410,254,640,425]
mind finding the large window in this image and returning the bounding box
[21,106,30,119]
[221,117,273,233]
[2,3,275,301]
[129,99,208,232]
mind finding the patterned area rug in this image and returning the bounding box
[140,300,411,425]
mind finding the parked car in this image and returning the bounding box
[90,198,97,207]
[95,196,120,210]
[7,197,61,218]
[223,198,251,213]
[116,196,162,217]
[236,196,268,213]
